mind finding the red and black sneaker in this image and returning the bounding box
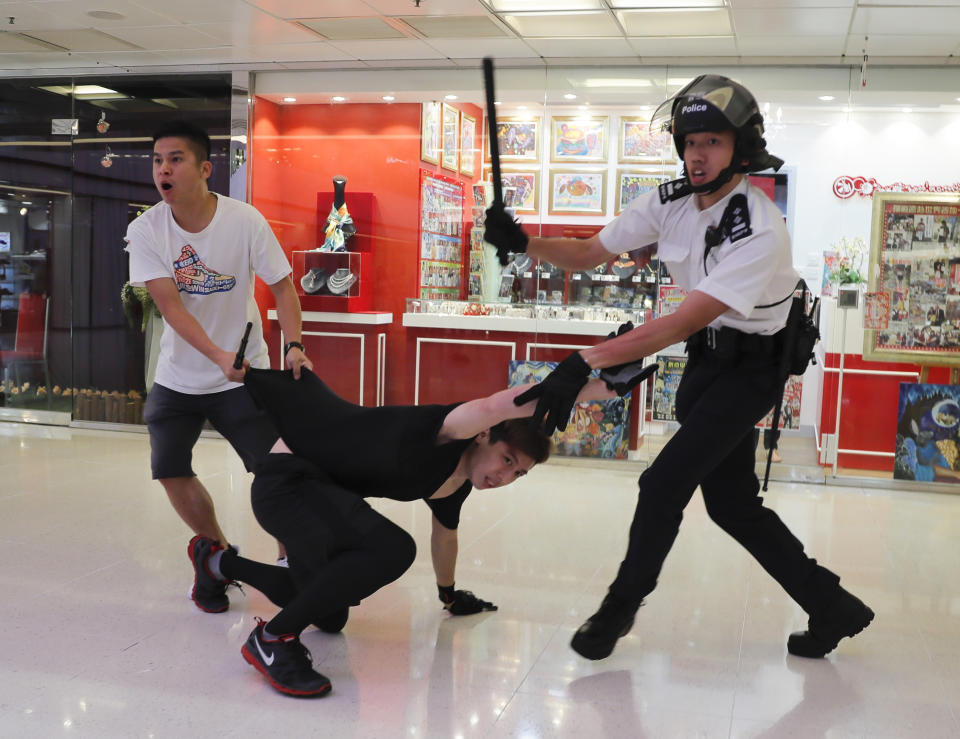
[241,619,332,697]
[187,535,229,613]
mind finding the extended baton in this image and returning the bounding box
[482,57,503,205]
[233,321,252,370]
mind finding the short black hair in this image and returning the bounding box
[152,120,211,162]
[489,419,552,464]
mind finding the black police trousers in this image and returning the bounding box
[608,344,840,615]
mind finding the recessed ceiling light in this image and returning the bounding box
[818,95,835,101]
[564,93,577,100]
[382,95,395,101]
[282,97,296,103]
[332,96,346,102]
[494,101,501,106]
[444,94,457,100]
[902,107,912,113]
[87,10,126,20]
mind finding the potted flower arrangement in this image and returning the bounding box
[829,236,867,308]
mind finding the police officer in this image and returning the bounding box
[483,75,873,661]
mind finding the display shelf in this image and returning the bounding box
[292,250,372,312]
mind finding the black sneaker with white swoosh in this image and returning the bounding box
[241,618,332,697]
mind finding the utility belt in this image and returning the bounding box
[686,325,783,360]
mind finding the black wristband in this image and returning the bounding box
[283,341,304,357]
[438,584,455,603]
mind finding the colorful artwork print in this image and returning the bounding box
[865,195,960,362]
[459,113,476,176]
[549,170,605,215]
[619,116,674,163]
[894,383,960,483]
[420,102,441,165]
[551,117,607,162]
[864,291,891,330]
[487,118,539,161]
[652,355,686,422]
[492,171,537,213]
[508,360,630,459]
[441,104,459,172]
[757,375,802,430]
[616,173,665,214]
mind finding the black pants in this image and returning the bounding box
[224,454,416,636]
[609,346,839,615]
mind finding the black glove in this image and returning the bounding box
[598,321,657,395]
[600,362,658,396]
[438,584,498,615]
[514,352,592,434]
[484,202,529,266]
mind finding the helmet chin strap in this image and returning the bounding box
[682,161,739,195]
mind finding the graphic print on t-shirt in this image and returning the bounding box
[173,245,236,294]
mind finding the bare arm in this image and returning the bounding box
[582,289,730,370]
[430,515,458,587]
[438,378,615,442]
[268,275,313,378]
[145,277,243,382]
[526,234,613,271]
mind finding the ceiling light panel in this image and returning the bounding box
[24,29,141,52]
[400,16,508,38]
[609,0,724,6]
[503,12,622,37]
[300,17,407,40]
[852,5,960,35]
[490,0,603,10]
[617,9,732,36]
[0,34,62,52]
[732,8,854,36]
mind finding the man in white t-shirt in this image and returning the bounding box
[125,120,312,613]
[484,75,873,662]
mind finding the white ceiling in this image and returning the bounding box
[0,0,959,77]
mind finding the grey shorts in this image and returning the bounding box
[144,383,278,480]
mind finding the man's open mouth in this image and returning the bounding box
[161,182,172,190]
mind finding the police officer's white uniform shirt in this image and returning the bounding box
[125,194,292,394]
[599,178,798,335]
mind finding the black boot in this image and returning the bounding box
[788,587,874,658]
[570,593,639,660]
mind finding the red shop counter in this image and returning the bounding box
[266,309,393,407]
[401,310,649,452]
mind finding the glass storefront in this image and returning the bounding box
[0,73,234,424]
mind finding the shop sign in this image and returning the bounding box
[833,175,960,199]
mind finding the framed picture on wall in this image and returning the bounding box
[550,116,608,163]
[548,170,606,215]
[420,101,441,165]
[486,170,538,213]
[459,112,476,176]
[484,116,540,163]
[615,170,668,214]
[619,116,675,164]
[441,103,459,172]
[863,192,960,364]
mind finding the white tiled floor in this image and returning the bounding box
[1,422,958,738]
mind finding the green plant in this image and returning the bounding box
[121,282,162,332]
[829,236,867,285]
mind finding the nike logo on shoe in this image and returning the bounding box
[254,634,275,666]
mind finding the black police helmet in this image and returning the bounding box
[651,74,783,173]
